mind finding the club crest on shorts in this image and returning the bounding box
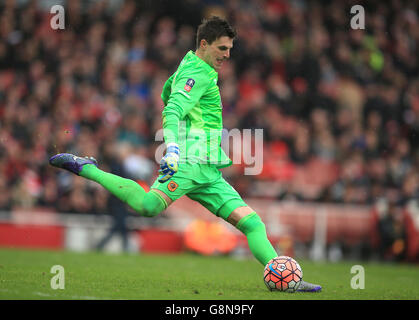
[184,78,195,92]
[168,181,178,192]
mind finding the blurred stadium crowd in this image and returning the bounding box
[0,0,418,217]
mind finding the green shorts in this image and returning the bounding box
[150,162,247,220]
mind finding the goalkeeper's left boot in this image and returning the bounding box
[297,280,322,293]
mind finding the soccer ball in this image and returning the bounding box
[263,256,303,292]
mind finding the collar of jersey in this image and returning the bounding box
[186,50,217,74]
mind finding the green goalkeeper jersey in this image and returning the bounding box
[161,50,232,168]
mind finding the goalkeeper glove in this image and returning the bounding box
[158,143,179,183]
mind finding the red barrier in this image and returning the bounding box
[138,229,184,253]
[404,202,419,262]
[0,223,64,249]
[0,199,416,260]
[167,198,373,246]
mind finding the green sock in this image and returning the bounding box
[236,212,278,266]
[80,164,166,216]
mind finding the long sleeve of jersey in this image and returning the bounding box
[161,68,211,144]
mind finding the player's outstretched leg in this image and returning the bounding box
[49,153,166,217]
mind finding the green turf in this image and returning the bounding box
[0,248,418,300]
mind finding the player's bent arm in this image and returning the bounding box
[159,69,211,182]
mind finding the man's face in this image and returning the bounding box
[200,36,233,70]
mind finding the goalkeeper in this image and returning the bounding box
[50,16,321,292]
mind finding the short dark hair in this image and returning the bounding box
[196,16,236,49]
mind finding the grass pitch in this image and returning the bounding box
[0,248,418,300]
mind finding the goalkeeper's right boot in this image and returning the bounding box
[49,153,98,175]
[296,280,322,293]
